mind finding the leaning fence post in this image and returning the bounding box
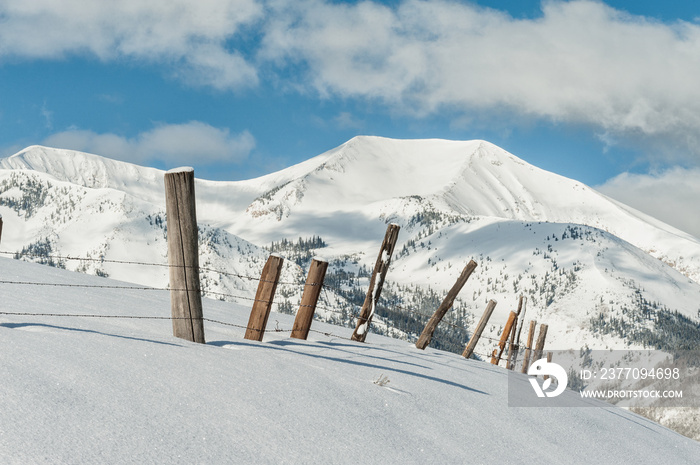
[245,254,285,341]
[291,258,328,340]
[520,320,537,373]
[491,311,517,365]
[462,299,497,359]
[533,323,549,362]
[351,224,400,342]
[416,260,477,350]
[506,295,527,370]
[164,167,205,344]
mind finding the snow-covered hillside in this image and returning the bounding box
[1,257,698,464]
[1,137,699,358]
[225,137,700,282]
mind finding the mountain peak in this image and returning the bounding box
[246,136,557,219]
[1,145,165,202]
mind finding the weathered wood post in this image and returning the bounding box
[491,311,517,365]
[0,215,3,243]
[245,254,285,341]
[351,224,400,342]
[291,258,328,340]
[520,320,537,373]
[462,299,497,359]
[164,167,205,343]
[533,323,549,362]
[416,260,478,350]
[506,295,527,370]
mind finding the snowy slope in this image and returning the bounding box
[1,257,699,464]
[226,136,700,282]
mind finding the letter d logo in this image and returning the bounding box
[527,358,568,398]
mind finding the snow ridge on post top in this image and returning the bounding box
[166,167,194,174]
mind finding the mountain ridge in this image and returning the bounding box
[2,137,699,283]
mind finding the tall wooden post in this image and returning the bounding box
[164,168,205,343]
[506,295,527,370]
[291,258,328,340]
[462,299,497,359]
[520,320,537,373]
[0,215,3,243]
[351,224,400,342]
[245,254,285,341]
[533,323,549,362]
[491,311,517,365]
[416,260,477,350]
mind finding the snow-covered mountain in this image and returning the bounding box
[1,137,700,357]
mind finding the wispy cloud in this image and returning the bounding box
[0,0,263,90]
[597,167,700,240]
[40,102,53,130]
[333,112,364,130]
[4,1,700,162]
[41,122,256,166]
[261,0,700,163]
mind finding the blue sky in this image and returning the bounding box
[1,0,699,237]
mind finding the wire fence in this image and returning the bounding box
[0,249,521,352]
[0,250,305,286]
[0,308,356,341]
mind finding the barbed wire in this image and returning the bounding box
[0,310,290,335]
[0,279,279,307]
[0,309,355,342]
[4,250,493,329]
[0,275,513,350]
[0,277,526,354]
[1,250,304,286]
[1,250,519,352]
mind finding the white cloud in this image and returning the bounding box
[4,0,700,161]
[0,0,263,89]
[597,167,700,240]
[333,112,364,130]
[261,0,700,162]
[42,122,255,166]
[175,43,258,90]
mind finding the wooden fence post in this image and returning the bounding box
[245,254,285,341]
[0,215,3,243]
[164,168,205,344]
[520,320,537,373]
[506,295,527,370]
[291,258,328,340]
[491,311,517,365]
[533,323,549,362]
[416,260,477,350]
[462,299,497,359]
[351,224,400,342]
